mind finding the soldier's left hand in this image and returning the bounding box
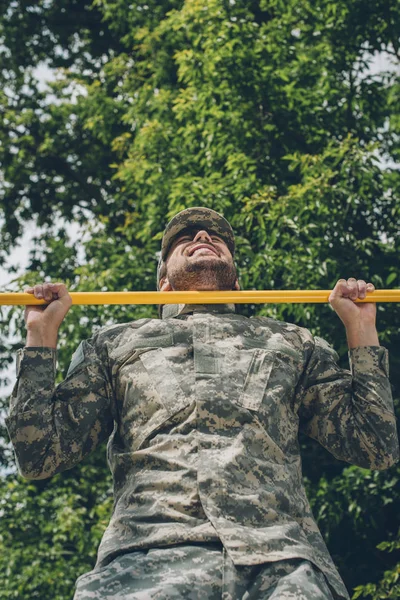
[328,278,377,329]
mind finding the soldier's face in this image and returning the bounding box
[160,227,240,291]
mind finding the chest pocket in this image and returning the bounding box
[139,348,189,417]
[240,348,276,411]
[114,333,191,452]
[224,346,276,412]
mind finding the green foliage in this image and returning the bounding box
[0,445,112,599]
[353,561,400,600]
[304,464,400,595]
[0,0,399,598]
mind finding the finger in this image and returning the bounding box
[347,278,358,299]
[33,284,44,299]
[366,283,375,292]
[43,283,54,302]
[335,279,352,298]
[335,279,348,292]
[47,282,69,298]
[24,287,34,294]
[330,279,348,300]
[357,279,367,299]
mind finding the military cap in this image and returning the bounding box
[157,207,236,288]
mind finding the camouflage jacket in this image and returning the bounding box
[6,303,399,599]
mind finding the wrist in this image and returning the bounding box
[26,327,58,349]
[346,324,379,349]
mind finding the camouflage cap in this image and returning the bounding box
[157,207,236,289]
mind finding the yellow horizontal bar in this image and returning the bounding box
[0,290,399,305]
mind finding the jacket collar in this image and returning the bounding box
[161,303,236,319]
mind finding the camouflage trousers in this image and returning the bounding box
[73,542,342,600]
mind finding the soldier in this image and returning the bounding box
[6,207,399,600]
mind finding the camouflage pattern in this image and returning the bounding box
[73,543,336,599]
[6,303,400,600]
[157,207,236,289]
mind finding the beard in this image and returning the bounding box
[166,256,238,291]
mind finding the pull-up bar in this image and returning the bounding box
[0,290,399,305]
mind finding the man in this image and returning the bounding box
[6,207,399,600]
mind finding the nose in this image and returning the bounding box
[193,230,213,244]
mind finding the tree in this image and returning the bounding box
[0,1,399,598]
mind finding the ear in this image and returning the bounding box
[233,279,240,290]
[160,277,173,292]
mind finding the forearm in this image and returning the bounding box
[6,348,59,478]
[346,324,380,349]
[6,343,113,480]
[299,334,399,470]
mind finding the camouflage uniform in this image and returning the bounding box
[6,302,399,599]
[73,543,336,599]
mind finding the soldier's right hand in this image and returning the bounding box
[24,283,72,335]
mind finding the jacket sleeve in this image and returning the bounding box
[5,338,114,480]
[297,334,399,470]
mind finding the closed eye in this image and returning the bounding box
[173,233,224,250]
[181,236,221,242]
